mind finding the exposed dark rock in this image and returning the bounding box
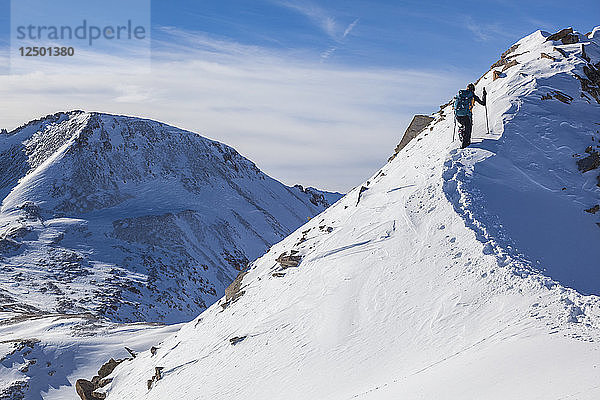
[0,380,28,400]
[584,205,599,214]
[150,346,158,356]
[222,268,248,309]
[124,347,137,358]
[293,185,337,208]
[75,379,97,400]
[546,27,573,42]
[222,249,249,272]
[75,357,126,399]
[561,34,579,45]
[574,62,600,103]
[541,52,557,61]
[147,367,165,390]
[551,91,573,104]
[97,358,122,379]
[98,378,112,387]
[276,251,302,268]
[230,336,247,345]
[389,115,434,161]
[356,185,369,206]
[493,70,505,81]
[581,44,590,62]
[490,44,521,69]
[272,272,286,278]
[501,59,519,71]
[91,391,106,400]
[553,47,568,57]
[577,151,600,173]
[500,44,520,59]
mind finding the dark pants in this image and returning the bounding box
[456,115,472,148]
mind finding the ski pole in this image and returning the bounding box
[453,117,456,142]
[484,88,490,135]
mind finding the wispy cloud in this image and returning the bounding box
[464,16,514,42]
[343,18,360,38]
[278,0,339,39]
[276,1,360,42]
[0,27,467,191]
[268,2,361,62]
[320,46,336,61]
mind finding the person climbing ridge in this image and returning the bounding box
[453,83,487,148]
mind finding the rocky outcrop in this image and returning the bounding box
[229,336,247,345]
[478,43,526,84]
[75,379,98,400]
[577,150,600,173]
[546,27,579,45]
[574,61,600,103]
[75,358,127,400]
[293,185,338,208]
[490,44,521,69]
[222,269,249,309]
[501,59,519,71]
[388,115,434,161]
[585,205,599,214]
[147,367,164,390]
[276,251,302,268]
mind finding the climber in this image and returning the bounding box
[453,83,486,148]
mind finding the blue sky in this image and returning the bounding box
[0,1,599,191]
[150,0,599,76]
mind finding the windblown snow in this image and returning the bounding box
[99,28,600,400]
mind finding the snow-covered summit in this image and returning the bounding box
[101,28,600,399]
[0,111,342,324]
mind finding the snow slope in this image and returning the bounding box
[102,28,600,399]
[0,315,180,400]
[0,112,341,324]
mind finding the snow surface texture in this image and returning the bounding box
[0,112,341,325]
[0,315,180,400]
[103,28,600,399]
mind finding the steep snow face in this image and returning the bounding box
[0,112,341,323]
[103,29,600,399]
[445,28,600,294]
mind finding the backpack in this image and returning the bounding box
[454,90,474,117]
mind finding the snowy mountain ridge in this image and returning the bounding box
[0,111,341,324]
[100,27,600,400]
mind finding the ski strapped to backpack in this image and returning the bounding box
[453,89,474,117]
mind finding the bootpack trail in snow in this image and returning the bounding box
[99,27,600,400]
